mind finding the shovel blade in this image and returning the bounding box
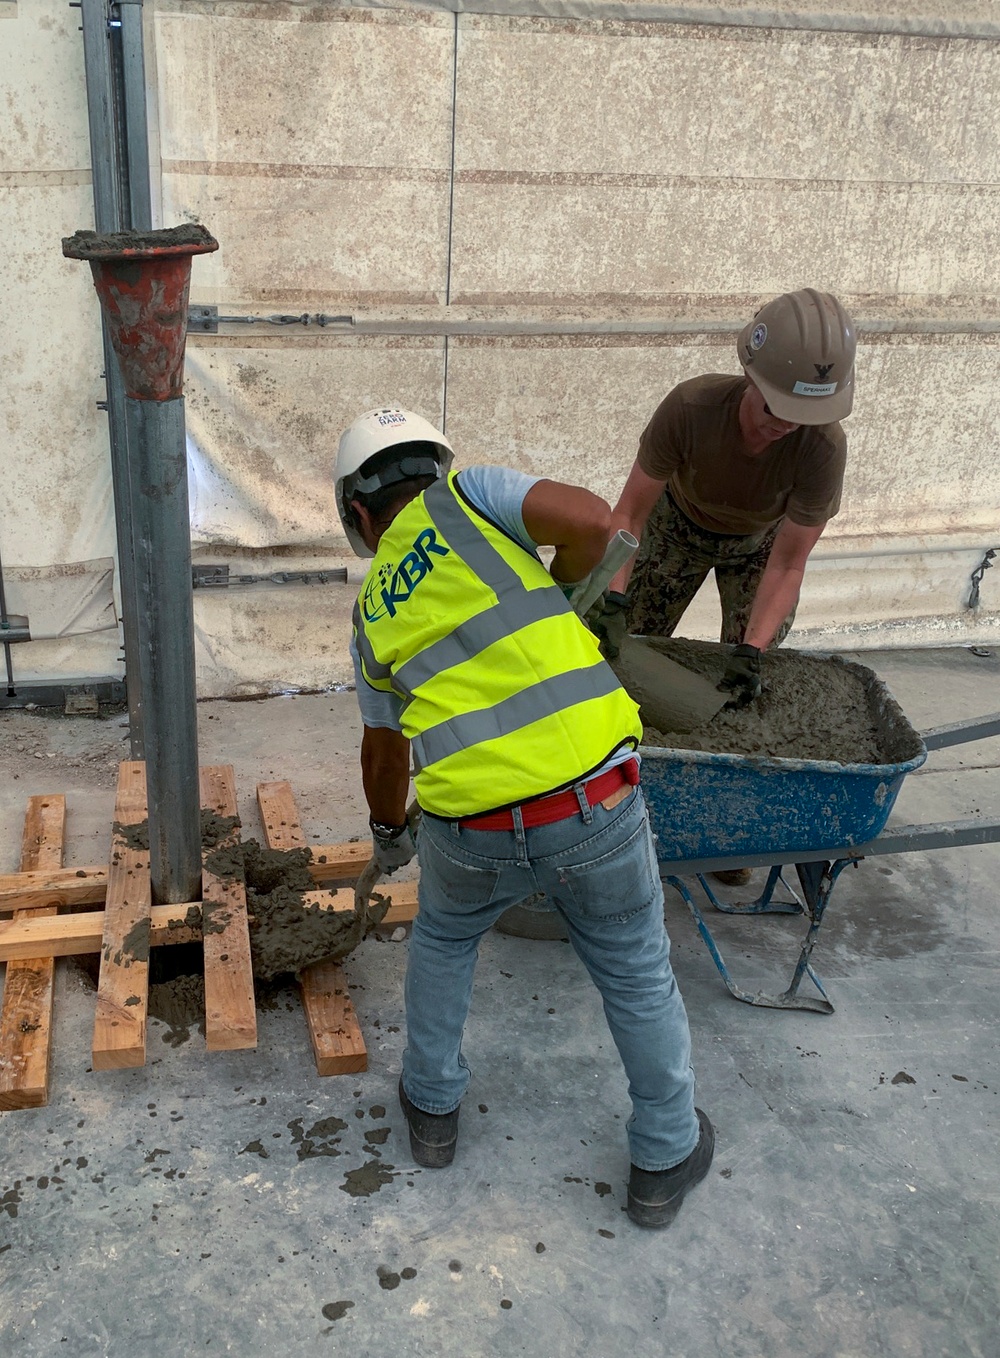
[612,636,729,734]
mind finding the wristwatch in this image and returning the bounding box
[370,818,407,841]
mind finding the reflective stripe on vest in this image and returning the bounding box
[354,473,641,816]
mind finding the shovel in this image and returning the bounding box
[570,531,728,734]
[354,800,422,917]
[611,635,730,734]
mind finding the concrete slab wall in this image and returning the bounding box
[4,0,1000,695]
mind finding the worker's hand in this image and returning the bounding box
[586,590,631,659]
[369,818,417,875]
[719,643,763,708]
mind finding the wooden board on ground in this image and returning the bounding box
[0,796,66,1110]
[0,867,106,914]
[200,766,257,1052]
[0,885,417,964]
[257,780,367,1075]
[0,840,404,916]
[92,762,151,1071]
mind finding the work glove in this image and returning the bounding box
[550,569,587,604]
[369,818,417,875]
[586,590,631,660]
[718,643,763,709]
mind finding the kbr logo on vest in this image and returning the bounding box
[362,529,450,622]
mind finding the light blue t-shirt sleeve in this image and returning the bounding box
[350,633,404,730]
[456,466,541,552]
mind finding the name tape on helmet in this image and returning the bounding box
[792,380,838,397]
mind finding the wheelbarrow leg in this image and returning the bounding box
[665,875,766,1007]
[700,865,804,916]
[775,858,853,1010]
[664,860,848,1015]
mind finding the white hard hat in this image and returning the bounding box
[334,407,454,557]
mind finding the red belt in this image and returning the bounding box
[459,759,640,831]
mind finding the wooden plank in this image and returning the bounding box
[92,762,150,1071]
[308,842,376,881]
[0,796,66,1111]
[200,766,257,1052]
[257,780,367,1075]
[0,883,419,963]
[299,963,367,1076]
[256,781,309,851]
[0,905,201,961]
[1,841,372,915]
[0,867,106,914]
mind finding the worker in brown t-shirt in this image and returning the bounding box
[594,289,856,708]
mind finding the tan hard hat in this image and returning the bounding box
[738,289,856,424]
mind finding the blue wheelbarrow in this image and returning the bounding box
[641,659,1000,1014]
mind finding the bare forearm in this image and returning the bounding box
[360,727,411,825]
[606,465,666,595]
[743,565,804,651]
[549,525,608,586]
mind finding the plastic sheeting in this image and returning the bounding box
[4,0,1000,698]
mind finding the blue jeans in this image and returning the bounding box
[402,784,700,1172]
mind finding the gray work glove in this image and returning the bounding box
[586,590,631,660]
[369,818,417,875]
[719,643,763,708]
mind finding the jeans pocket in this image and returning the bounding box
[420,831,501,910]
[555,816,658,923]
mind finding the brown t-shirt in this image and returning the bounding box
[636,374,847,535]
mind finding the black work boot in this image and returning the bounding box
[627,1108,715,1229]
[398,1078,460,1168]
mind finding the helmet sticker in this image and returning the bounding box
[814,363,834,380]
[750,323,767,350]
[792,380,837,396]
[377,411,407,427]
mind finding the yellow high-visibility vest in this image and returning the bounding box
[353,472,641,818]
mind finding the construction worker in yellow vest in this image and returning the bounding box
[335,406,713,1229]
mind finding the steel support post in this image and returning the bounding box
[124,397,202,903]
[63,224,218,904]
[80,0,146,754]
[116,0,153,232]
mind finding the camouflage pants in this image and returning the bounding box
[628,492,795,646]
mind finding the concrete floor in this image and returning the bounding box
[0,645,998,1357]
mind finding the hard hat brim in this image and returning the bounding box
[747,367,855,426]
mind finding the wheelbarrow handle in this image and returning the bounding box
[920,712,1000,750]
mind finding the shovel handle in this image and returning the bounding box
[570,530,639,618]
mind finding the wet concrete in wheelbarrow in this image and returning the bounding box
[615,638,924,765]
